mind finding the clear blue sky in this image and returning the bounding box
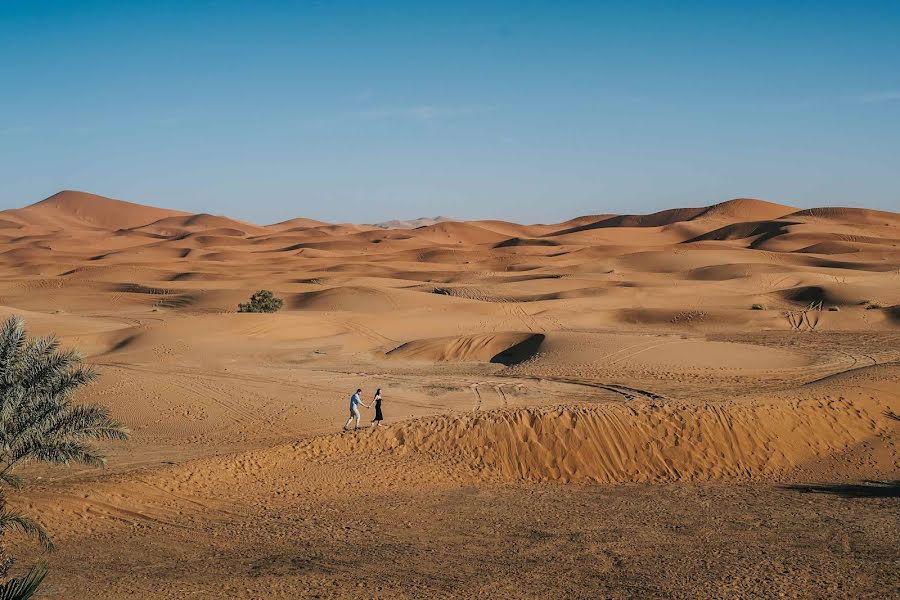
[1,1,898,224]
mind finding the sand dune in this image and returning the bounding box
[3,190,188,230]
[2,190,898,599]
[296,390,896,484]
[410,220,510,244]
[788,206,900,225]
[548,198,796,236]
[129,213,266,237]
[264,216,329,230]
[387,332,544,364]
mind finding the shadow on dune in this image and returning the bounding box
[889,305,900,324]
[783,481,900,498]
[490,333,545,366]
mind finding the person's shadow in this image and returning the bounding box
[785,410,900,497]
[783,481,899,498]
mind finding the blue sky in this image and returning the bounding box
[1,1,898,223]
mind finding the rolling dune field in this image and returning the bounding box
[3,191,898,598]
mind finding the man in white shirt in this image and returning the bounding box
[343,388,365,431]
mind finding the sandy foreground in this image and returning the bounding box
[1,191,898,598]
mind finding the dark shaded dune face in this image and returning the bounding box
[683,263,791,281]
[547,199,796,237]
[889,305,900,323]
[780,285,832,305]
[289,286,436,312]
[549,207,708,236]
[112,283,172,295]
[494,237,561,248]
[90,245,193,261]
[810,258,900,272]
[179,234,249,247]
[167,271,221,282]
[281,239,380,252]
[772,283,891,308]
[685,220,800,243]
[503,263,545,272]
[490,333,545,365]
[386,332,544,364]
[795,241,862,255]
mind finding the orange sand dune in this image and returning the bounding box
[547,198,796,236]
[788,206,900,225]
[296,385,896,484]
[264,216,329,230]
[2,190,898,599]
[3,190,189,230]
[387,332,544,364]
[129,213,267,237]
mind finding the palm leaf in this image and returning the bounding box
[0,315,126,599]
[0,317,26,383]
[0,563,47,600]
[0,316,128,477]
[0,510,53,551]
[0,474,21,489]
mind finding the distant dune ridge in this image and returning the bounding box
[0,189,896,322]
[4,190,189,230]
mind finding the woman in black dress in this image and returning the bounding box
[371,388,384,427]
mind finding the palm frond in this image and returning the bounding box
[11,439,106,468]
[0,315,128,481]
[44,365,98,400]
[0,318,26,384]
[42,404,129,441]
[0,563,48,600]
[0,316,127,598]
[0,474,21,489]
[0,511,53,551]
[20,343,78,396]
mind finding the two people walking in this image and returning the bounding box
[343,388,384,431]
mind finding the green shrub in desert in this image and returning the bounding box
[238,289,284,313]
[0,315,128,598]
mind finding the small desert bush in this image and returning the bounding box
[861,300,883,310]
[238,290,283,313]
[751,303,766,310]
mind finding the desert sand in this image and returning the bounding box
[3,190,898,598]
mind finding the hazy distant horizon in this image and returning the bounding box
[2,2,898,223]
